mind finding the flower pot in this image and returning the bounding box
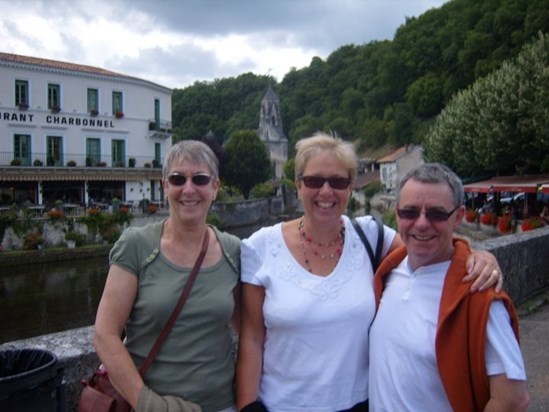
[66,240,76,249]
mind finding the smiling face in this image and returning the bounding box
[397,179,464,270]
[163,157,219,225]
[296,150,352,224]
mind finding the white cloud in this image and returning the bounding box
[0,0,449,88]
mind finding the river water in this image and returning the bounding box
[0,222,274,344]
[0,257,110,344]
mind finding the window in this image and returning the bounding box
[48,84,61,110]
[112,140,126,167]
[112,91,123,115]
[155,143,161,165]
[14,134,31,166]
[47,136,63,166]
[15,80,29,107]
[86,138,101,166]
[87,88,99,113]
[154,98,160,126]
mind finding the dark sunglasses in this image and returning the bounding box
[300,175,351,190]
[397,206,460,222]
[167,174,212,187]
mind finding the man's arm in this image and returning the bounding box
[483,374,529,412]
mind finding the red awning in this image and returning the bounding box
[463,174,549,193]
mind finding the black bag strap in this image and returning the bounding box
[352,217,384,273]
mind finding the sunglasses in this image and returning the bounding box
[397,206,460,222]
[300,175,351,190]
[167,174,212,187]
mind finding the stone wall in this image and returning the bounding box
[1,225,548,411]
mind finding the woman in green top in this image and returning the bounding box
[94,140,240,412]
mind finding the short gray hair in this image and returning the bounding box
[162,140,219,179]
[396,163,463,207]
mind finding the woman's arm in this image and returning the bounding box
[236,283,267,411]
[387,233,503,292]
[94,264,142,409]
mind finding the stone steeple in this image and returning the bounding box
[258,86,288,178]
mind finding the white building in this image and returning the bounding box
[378,145,424,193]
[0,52,172,208]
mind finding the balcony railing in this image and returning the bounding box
[147,119,172,139]
[1,152,163,169]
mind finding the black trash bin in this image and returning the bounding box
[0,349,65,412]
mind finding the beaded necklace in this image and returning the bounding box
[298,217,345,273]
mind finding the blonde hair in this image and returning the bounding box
[294,132,357,180]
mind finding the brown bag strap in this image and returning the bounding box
[138,228,210,376]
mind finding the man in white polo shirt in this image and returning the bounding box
[368,163,529,411]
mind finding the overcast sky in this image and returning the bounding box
[1,0,449,89]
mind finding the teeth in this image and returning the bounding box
[317,202,333,208]
[414,235,433,240]
[181,201,199,206]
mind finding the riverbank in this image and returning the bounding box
[0,243,112,267]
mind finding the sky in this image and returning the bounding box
[1,0,449,89]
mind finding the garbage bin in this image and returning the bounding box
[0,349,65,412]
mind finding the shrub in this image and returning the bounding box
[33,159,43,166]
[66,160,77,167]
[147,204,158,215]
[10,159,21,166]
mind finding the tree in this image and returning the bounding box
[223,130,272,199]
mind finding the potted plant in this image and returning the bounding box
[64,230,85,248]
[465,209,479,223]
[10,159,22,166]
[479,212,498,235]
[497,215,513,234]
[67,160,77,167]
[90,108,99,116]
[18,101,29,110]
[33,159,43,166]
[50,105,61,113]
[128,158,136,168]
[115,110,124,119]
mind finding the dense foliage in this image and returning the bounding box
[172,0,548,168]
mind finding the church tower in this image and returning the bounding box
[258,86,288,178]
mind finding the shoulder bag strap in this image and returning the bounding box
[138,228,210,376]
[352,217,384,273]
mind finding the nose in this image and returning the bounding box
[414,210,432,227]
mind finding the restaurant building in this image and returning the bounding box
[0,52,172,209]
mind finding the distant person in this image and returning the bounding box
[236,134,504,412]
[94,140,241,412]
[369,163,529,411]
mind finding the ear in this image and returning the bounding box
[454,205,466,227]
[212,177,220,200]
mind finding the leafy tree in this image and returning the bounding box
[223,130,272,199]
[425,32,549,177]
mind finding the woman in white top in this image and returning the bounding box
[236,132,503,412]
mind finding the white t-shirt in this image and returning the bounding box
[241,215,396,412]
[368,257,527,411]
